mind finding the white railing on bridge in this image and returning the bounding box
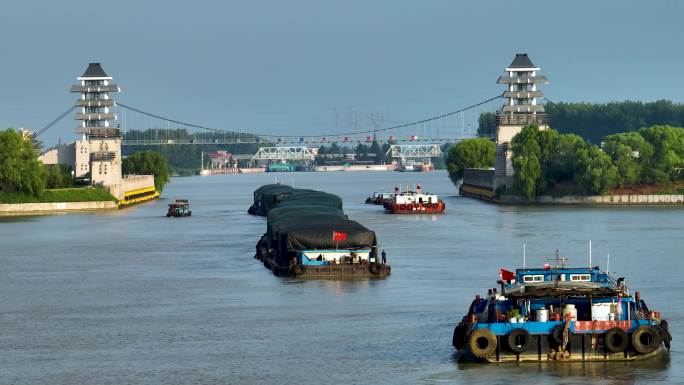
[385,144,442,158]
[252,147,315,161]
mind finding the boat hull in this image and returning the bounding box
[454,321,671,363]
[384,202,445,214]
[457,337,667,363]
[255,236,390,279]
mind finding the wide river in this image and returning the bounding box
[1,171,682,385]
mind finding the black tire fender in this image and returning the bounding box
[507,328,531,353]
[659,320,672,350]
[632,326,661,354]
[452,323,469,350]
[605,327,629,353]
[468,328,497,358]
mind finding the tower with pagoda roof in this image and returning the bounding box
[70,63,123,196]
[494,53,549,189]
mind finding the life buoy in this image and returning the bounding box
[632,326,661,354]
[659,320,672,350]
[604,327,629,353]
[467,328,497,358]
[507,328,531,353]
[453,323,469,350]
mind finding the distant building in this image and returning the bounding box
[494,53,549,189]
[40,63,157,204]
[70,63,123,196]
[460,53,550,199]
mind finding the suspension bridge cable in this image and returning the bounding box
[117,102,236,134]
[117,95,502,139]
[35,106,77,137]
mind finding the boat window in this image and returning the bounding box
[523,275,544,283]
[570,274,591,282]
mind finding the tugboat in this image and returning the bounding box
[452,253,671,362]
[384,185,445,214]
[166,200,192,217]
[365,192,395,205]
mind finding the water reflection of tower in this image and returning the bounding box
[494,54,549,190]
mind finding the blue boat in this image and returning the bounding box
[452,255,672,362]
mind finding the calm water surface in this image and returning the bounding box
[1,171,682,384]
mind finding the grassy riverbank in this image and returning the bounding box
[0,188,117,204]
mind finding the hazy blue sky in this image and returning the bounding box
[1,0,683,145]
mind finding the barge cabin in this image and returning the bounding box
[452,257,671,362]
[167,200,191,217]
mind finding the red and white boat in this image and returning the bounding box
[383,185,445,214]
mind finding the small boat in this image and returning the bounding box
[384,185,445,214]
[452,253,672,362]
[167,199,192,217]
[365,192,395,205]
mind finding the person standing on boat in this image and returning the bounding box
[381,249,387,265]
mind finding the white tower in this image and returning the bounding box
[494,54,549,189]
[70,63,123,196]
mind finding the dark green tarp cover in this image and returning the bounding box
[250,184,375,260]
[248,184,296,216]
[278,219,376,253]
[248,184,342,216]
[266,205,347,248]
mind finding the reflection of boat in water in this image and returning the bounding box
[383,185,445,214]
[166,199,191,217]
[452,253,671,362]
[249,184,391,278]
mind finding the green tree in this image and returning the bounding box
[445,138,495,184]
[0,129,46,196]
[544,132,585,187]
[511,125,542,198]
[354,143,369,161]
[576,145,620,194]
[328,142,341,157]
[368,140,383,164]
[481,100,684,144]
[638,125,684,183]
[122,151,170,191]
[603,132,653,186]
[477,112,497,138]
[45,164,73,189]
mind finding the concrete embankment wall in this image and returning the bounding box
[123,175,155,192]
[0,201,118,214]
[499,194,684,205]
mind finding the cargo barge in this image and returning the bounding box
[249,184,391,278]
[452,255,671,362]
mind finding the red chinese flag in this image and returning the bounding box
[332,231,348,241]
[499,269,515,281]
